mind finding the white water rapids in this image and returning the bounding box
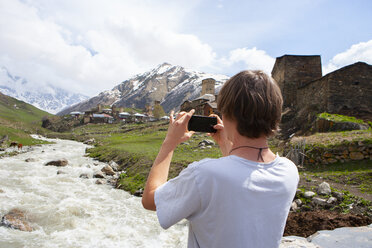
[0,136,188,248]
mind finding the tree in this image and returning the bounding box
[153,104,165,119]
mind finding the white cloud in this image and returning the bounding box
[323,40,372,74]
[207,47,275,75]
[0,0,213,96]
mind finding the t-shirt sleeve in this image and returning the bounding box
[154,163,201,229]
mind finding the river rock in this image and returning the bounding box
[93,171,105,178]
[45,158,68,167]
[79,173,89,179]
[101,165,115,176]
[25,158,37,162]
[134,189,143,197]
[1,209,33,232]
[83,138,95,145]
[108,161,119,171]
[0,189,4,193]
[304,191,316,199]
[317,182,331,195]
[95,179,105,184]
[57,170,67,175]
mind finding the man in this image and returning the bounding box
[142,70,299,248]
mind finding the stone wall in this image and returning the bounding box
[296,76,328,113]
[327,62,372,116]
[296,62,372,119]
[271,55,322,108]
[303,141,372,165]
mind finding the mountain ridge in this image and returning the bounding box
[0,67,89,114]
[58,63,229,115]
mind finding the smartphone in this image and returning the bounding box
[188,115,217,133]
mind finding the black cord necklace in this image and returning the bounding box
[229,145,269,162]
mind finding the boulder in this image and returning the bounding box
[45,159,68,167]
[0,189,4,193]
[290,201,298,211]
[101,165,115,176]
[294,199,302,207]
[304,191,316,199]
[312,197,327,206]
[317,182,331,195]
[93,171,105,178]
[1,209,33,232]
[327,196,338,204]
[108,161,119,171]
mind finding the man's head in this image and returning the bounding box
[217,70,283,138]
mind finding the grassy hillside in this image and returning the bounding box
[0,92,52,145]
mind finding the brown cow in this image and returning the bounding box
[10,142,18,147]
[17,143,23,150]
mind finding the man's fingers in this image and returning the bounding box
[170,111,175,123]
[213,124,224,130]
[178,109,194,123]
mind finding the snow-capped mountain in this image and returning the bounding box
[58,63,229,115]
[0,67,89,114]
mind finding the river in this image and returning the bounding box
[0,136,188,248]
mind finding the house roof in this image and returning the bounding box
[93,113,113,118]
[195,94,215,102]
[70,111,83,115]
[206,102,217,109]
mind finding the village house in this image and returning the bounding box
[180,78,219,116]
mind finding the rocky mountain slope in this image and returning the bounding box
[0,67,89,114]
[58,63,229,115]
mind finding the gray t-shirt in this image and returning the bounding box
[155,155,299,248]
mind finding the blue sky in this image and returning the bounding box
[0,0,371,96]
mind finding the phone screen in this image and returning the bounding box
[188,115,217,133]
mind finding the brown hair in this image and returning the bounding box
[217,70,283,138]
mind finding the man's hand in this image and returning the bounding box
[163,109,195,150]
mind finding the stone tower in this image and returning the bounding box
[271,55,322,108]
[201,78,215,96]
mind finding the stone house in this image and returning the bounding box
[180,78,219,116]
[272,55,372,118]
